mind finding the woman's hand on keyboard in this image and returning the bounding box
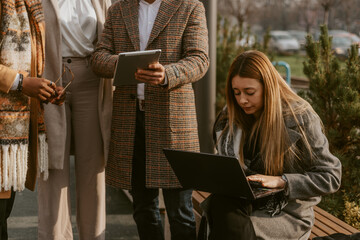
[247,174,286,189]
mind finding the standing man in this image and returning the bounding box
[91,0,209,239]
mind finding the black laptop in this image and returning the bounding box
[163,149,284,200]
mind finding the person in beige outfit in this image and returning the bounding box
[37,1,113,239]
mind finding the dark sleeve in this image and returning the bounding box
[212,107,228,146]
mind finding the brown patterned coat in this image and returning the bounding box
[91,0,209,189]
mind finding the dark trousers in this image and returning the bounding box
[208,194,257,240]
[130,104,196,240]
[0,191,15,240]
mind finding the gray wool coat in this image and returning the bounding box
[213,108,342,240]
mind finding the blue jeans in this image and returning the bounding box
[131,106,196,240]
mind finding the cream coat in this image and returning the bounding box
[42,0,113,169]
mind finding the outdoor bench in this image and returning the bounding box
[192,190,359,239]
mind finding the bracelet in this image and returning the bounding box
[17,73,23,92]
[281,174,290,196]
[281,175,288,185]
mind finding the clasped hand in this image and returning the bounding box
[22,77,65,105]
[246,174,286,189]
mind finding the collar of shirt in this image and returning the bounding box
[137,0,162,100]
[138,0,162,51]
[139,0,162,7]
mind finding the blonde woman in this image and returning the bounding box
[208,50,341,240]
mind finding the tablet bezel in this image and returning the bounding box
[113,49,162,86]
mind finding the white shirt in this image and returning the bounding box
[11,1,98,90]
[58,0,98,57]
[137,0,162,100]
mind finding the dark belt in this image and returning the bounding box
[137,99,145,111]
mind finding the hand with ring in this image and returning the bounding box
[22,77,57,101]
[48,86,66,106]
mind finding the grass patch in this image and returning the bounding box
[272,54,307,78]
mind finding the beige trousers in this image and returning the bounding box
[38,58,106,240]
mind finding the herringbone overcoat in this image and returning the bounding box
[91,0,209,189]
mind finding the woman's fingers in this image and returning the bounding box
[247,174,285,189]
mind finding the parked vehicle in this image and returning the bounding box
[348,33,360,47]
[335,33,360,47]
[328,29,349,35]
[329,30,360,57]
[268,30,300,54]
[288,30,308,49]
[332,35,353,58]
[235,34,256,47]
[329,30,360,42]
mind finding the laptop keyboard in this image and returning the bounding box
[253,187,272,195]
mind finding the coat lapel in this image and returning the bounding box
[146,0,181,49]
[48,0,60,20]
[121,0,140,51]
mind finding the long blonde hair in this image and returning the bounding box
[225,50,314,176]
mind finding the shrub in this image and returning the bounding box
[300,25,360,229]
[343,194,360,229]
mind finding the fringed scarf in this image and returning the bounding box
[0,0,48,192]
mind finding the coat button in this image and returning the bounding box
[130,94,136,99]
[67,59,72,63]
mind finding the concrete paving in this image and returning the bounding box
[7,158,140,240]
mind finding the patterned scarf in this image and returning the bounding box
[0,0,48,192]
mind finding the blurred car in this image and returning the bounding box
[269,30,300,54]
[336,33,360,47]
[236,34,256,48]
[314,29,351,41]
[348,33,360,47]
[329,29,349,35]
[329,30,360,44]
[288,30,308,49]
[329,30,360,57]
[332,35,352,58]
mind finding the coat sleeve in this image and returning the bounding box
[284,112,342,200]
[90,4,118,78]
[0,64,18,93]
[165,1,209,89]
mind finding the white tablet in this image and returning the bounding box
[113,49,162,86]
